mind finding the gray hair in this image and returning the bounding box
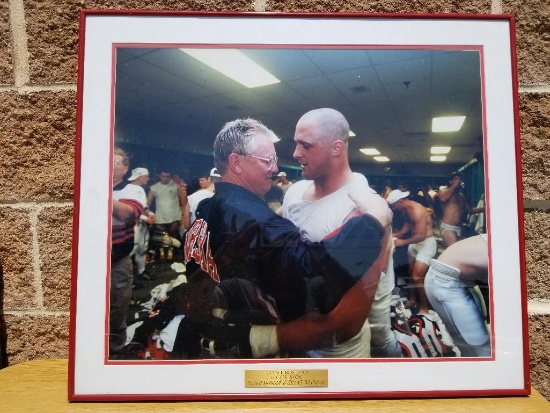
[213,118,277,174]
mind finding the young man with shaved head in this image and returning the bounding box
[281,108,401,357]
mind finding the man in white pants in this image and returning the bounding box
[128,167,156,279]
[282,108,401,358]
[387,189,436,315]
[424,234,490,357]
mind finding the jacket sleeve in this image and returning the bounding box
[255,214,383,281]
[242,214,384,319]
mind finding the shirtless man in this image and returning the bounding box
[387,189,436,314]
[438,172,485,248]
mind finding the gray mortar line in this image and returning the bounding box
[519,84,550,94]
[0,84,77,93]
[3,310,69,317]
[528,301,550,315]
[28,206,45,309]
[523,200,550,211]
[19,84,77,92]
[0,202,73,208]
[253,0,267,11]
[9,0,30,87]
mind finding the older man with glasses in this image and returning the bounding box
[110,147,146,356]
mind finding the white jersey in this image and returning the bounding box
[187,189,214,224]
[113,183,146,227]
[150,181,181,224]
[282,173,394,358]
[113,182,146,204]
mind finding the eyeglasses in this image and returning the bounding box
[240,154,278,170]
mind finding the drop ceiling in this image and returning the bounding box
[114,46,483,174]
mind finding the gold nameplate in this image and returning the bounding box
[245,369,328,388]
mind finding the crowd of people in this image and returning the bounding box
[109,108,489,361]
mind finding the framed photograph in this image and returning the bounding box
[69,11,528,401]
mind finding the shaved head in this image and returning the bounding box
[297,108,350,145]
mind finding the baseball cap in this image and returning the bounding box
[386,189,409,205]
[128,167,149,181]
[277,172,287,177]
[210,167,221,178]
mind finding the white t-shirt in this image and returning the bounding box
[187,189,215,224]
[282,175,364,242]
[113,183,146,227]
[150,181,181,224]
[282,173,394,358]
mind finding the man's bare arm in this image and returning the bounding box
[394,206,427,247]
[146,190,154,210]
[393,221,411,239]
[274,247,384,353]
[182,203,191,229]
[178,185,188,208]
[438,182,459,203]
[466,202,485,215]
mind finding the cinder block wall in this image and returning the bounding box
[1,0,548,399]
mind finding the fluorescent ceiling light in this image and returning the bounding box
[431,146,451,154]
[430,155,447,162]
[360,148,381,156]
[432,116,466,132]
[349,131,356,137]
[373,156,390,162]
[181,49,280,88]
